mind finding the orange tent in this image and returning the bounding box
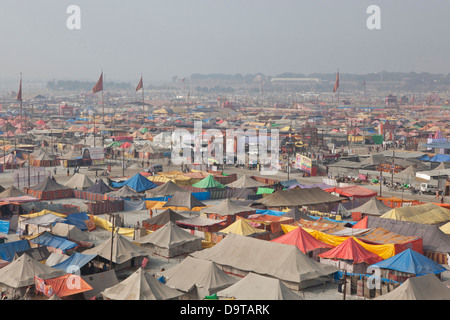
[43,274,93,298]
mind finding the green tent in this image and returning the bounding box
[372,135,384,145]
[139,127,149,134]
[106,141,123,148]
[256,187,275,195]
[192,175,225,189]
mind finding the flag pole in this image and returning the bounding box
[142,74,145,125]
[102,70,105,124]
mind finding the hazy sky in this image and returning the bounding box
[1,0,450,83]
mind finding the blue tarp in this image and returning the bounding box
[0,220,9,234]
[279,179,299,188]
[52,252,97,273]
[370,249,447,276]
[192,192,210,201]
[255,209,286,216]
[64,212,90,231]
[417,155,431,161]
[429,154,450,163]
[29,232,78,253]
[0,240,30,262]
[111,173,158,192]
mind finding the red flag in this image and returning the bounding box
[333,70,339,93]
[17,77,22,101]
[136,76,143,92]
[92,72,103,93]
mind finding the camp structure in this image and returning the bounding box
[258,187,343,210]
[318,237,383,274]
[144,180,186,198]
[51,252,98,275]
[163,191,206,211]
[134,222,203,259]
[64,173,94,190]
[0,185,26,199]
[216,272,303,300]
[229,188,256,200]
[28,148,60,167]
[0,253,66,297]
[369,248,447,283]
[212,218,270,243]
[191,233,339,291]
[380,202,450,225]
[81,270,119,300]
[51,222,90,242]
[283,207,316,222]
[271,227,334,261]
[24,177,73,200]
[200,198,256,225]
[0,153,26,169]
[18,211,67,236]
[191,174,225,189]
[107,185,139,198]
[86,179,112,194]
[160,256,238,300]
[38,274,93,299]
[142,208,186,231]
[110,173,157,193]
[374,273,450,300]
[82,232,152,271]
[101,267,183,300]
[349,196,392,218]
[226,174,266,189]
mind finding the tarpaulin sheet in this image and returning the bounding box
[90,215,151,237]
[145,200,207,212]
[123,200,146,211]
[65,212,89,231]
[52,252,97,273]
[43,274,93,297]
[281,225,396,259]
[318,237,383,264]
[0,239,29,262]
[29,232,78,253]
[0,220,9,234]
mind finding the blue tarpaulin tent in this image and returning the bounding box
[370,249,447,276]
[29,231,78,253]
[52,252,97,272]
[64,212,90,231]
[0,220,9,234]
[0,240,30,262]
[429,154,450,163]
[111,173,157,192]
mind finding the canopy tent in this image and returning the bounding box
[142,208,186,231]
[161,256,237,299]
[86,179,113,194]
[218,218,267,237]
[349,197,392,216]
[145,180,186,198]
[190,233,339,291]
[200,198,256,217]
[25,177,73,200]
[51,222,89,242]
[0,186,26,198]
[258,187,343,208]
[271,227,334,254]
[0,253,65,288]
[134,222,203,258]
[110,173,158,192]
[191,175,225,189]
[318,237,383,265]
[101,267,183,300]
[163,191,206,210]
[374,274,450,300]
[226,174,266,188]
[328,185,377,198]
[107,185,139,198]
[216,272,303,300]
[64,173,94,190]
[380,202,450,225]
[370,248,447,276]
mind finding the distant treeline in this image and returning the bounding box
[47,80,132,91]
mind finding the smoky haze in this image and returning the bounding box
[0,0,449,84]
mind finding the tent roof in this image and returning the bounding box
[271,227,334,254]
[191,175,225,189]
[163,191,206,210]
[142,208,186,226]
[349,197,392,216]
[111,173,157,192]
[329,185,378,198]
[101,268,183,300]
[370,248,447,276]
[190,233,339,288]
[201,198,256,216]
[216,272,303,300]
[380,202,450,225]
[29,177,70,192]
[51,222,89,242]
[135,221,202,248]
[64,173,94,190]
[318,237,383,265]
[145,180,186,197]
[107,185,139,198]
[162,256,238,293]
[218,219,266,236]
[51,252,97,273]
[86,179,112,194]
[43,274,93,298]
[0,186,26,198]
[375,274,450,300]
[258,187,343,207]
[226,175,266,188]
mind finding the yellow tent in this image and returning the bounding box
[281,225,396,259]
[380,203,450,225]
[90,215,151,237]
[20,209,66,219]
[219,219,266,237]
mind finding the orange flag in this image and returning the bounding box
[136,75,143,92]
[17,76,22,101]
[92,72,103,93]
[333,70,339,93]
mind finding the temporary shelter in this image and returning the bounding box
[41,274,93,299]
[110,173,157,193]
[101,267,183,300]
[191,233,339,291]
[161,256,237,300]
[349,197,392,217]
[28,231,78,255]
[145,180,186,198]
[142,209,186,231]
[0,185,26,199]
[107,185,139,198]
[380,202,450,225]
[216,272,303,300]
[51,252,97,274]
[51,222,89,242]
[191,175,225,189]
[25,177,73,200]
[86,179,112,194]
[374,273,450,300]
[81,270,119,300]
[226,174,266,189]
[134,222,203,259]
[64,173,94,190]
[163,191,206,211]
[200,198,256,225]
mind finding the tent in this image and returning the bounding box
[258,187,343,208]
[107,185,139,198]
[51,222,89,242]
[328,185,377,198]
[374,274,450,300]
[41,274,93,298]
[0,185,26,199]
[18,212,67,236]
[0,154,26,169]
[380,202,450,225]
[86,179,113,194]
[349,197,392,217]
[226,174,265,188]
[191,175,225,189]
[0,240,30,262]
[52,252,97,274]
[110,173,157,192]
[0,253,65,289]
[216,272,303,300]
[145,180,186,197]
[25,177,73,200]
[28,231,78,254]
[101,267,183,300]
[370,248,447,278]
[163,191,206,210]
[190,233,339,291]
[161,256,237,300]
[142,208,186,231]
[64,173,94,190]
[81,270,119,300]
[217,218,268,237]
[134,221,203,258]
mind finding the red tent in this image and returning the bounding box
[36,120,46,126]
[328,185,377,198]
[271,227,334,254]
[119,142,132,149]
[352,216,368,229]
[318,237,383,265]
